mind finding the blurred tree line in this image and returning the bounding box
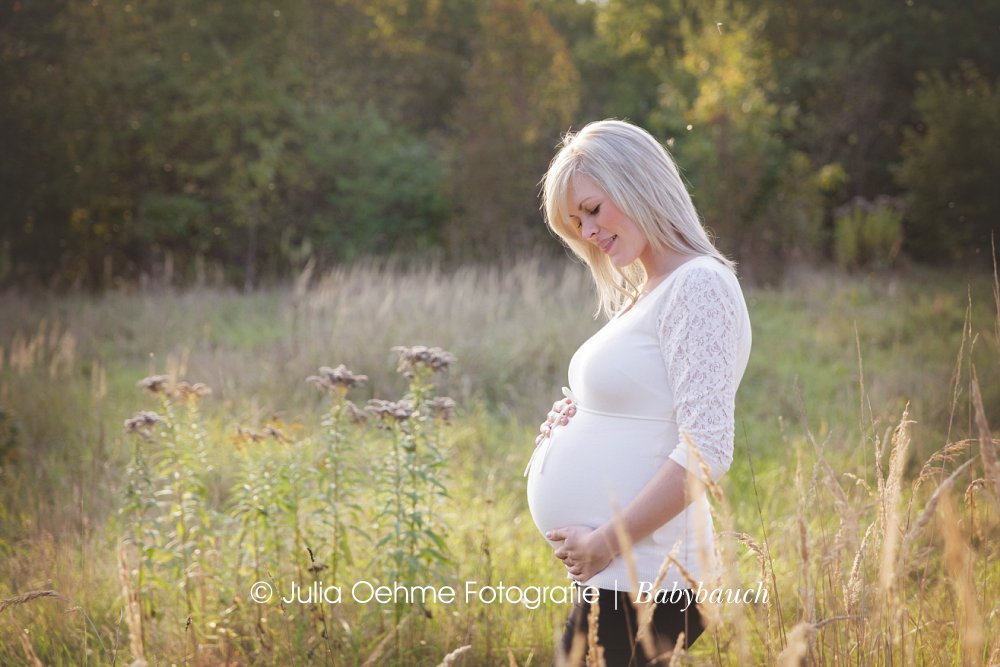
[1,0,998,287]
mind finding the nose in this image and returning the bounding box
[580,218,599,240]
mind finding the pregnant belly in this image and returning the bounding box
[525,410,676,542]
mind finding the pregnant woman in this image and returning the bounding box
[525,120,752,665]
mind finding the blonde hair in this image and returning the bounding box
[540,119,733,318]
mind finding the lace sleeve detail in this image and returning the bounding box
[657,266,742,482]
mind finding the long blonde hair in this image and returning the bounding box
[540,119,733,318]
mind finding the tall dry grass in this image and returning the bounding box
[0,258,997,665]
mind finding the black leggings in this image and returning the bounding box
[556,587,705,666]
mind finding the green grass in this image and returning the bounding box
[0,258,997,665]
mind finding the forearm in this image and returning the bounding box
[592,459,695,556]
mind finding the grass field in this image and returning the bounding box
[1,257,998,665]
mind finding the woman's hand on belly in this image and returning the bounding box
[547,525,614,582]
[534,394,577,446]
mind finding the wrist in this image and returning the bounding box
[593,523,620,558]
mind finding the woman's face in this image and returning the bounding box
[567,173,650,270]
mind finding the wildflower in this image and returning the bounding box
[263,423,292,443]
[427,396,457,423]
[365,398,415,423]
[391,345,455,377]
[175,381,212,404]
[307,365,369,394]
[232,421,294,449]
[233,426,266,448]
[124,411,166,435]
[345,400,368,425]
[137,375,170,394]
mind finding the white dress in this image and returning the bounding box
[525,255,752,591]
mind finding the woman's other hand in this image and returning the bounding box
[546,525,614,582]
[535,394,576,446]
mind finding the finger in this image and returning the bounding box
[546,529,564,542]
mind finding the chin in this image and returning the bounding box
[610,255,637,269]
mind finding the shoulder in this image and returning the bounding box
[656,256,748,329]
[664,257,742,305]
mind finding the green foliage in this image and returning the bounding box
[832,196,904,270]
[896,64,1000,263]
[302,104,450,260]
[121,380,216,626]
[750,0,1000,202]
[368,353,455,621]
[448,0,580,256]
[117,353,458,659]
[586,0,687,125]
[136,194,213,255]
[0,1,452,286]
[313,384,367,588]
[3,0,1000,283]
[656,1,824,277]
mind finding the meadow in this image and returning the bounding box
[0,257,998,666]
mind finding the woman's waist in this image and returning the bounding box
[563,384,676,423]
[552,408,677,444]
[573,403,677,423]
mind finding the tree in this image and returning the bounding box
[657,1,824,276]
[448,0,580,257]
[896,64,1000,263]
[0,0,452,285]
[749,0,1000,200]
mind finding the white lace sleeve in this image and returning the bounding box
[657,266,743,482]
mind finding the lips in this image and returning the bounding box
[599,235,617,253]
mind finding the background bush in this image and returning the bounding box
[833,196,904,270]
[896,64,1000,264]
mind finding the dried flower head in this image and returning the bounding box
[263,423,292,443]
[124,411,166,435]
[307,364,369,393]
[174,381,212,403]
[427,396,457,422]
[137,375,170,394]
[345,400,368,425]
[234,426,266,447]
[366,398,415,422]
[233,421,294,448]
[392,345,455,376]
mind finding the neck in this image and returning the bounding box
[639,249,698,291]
